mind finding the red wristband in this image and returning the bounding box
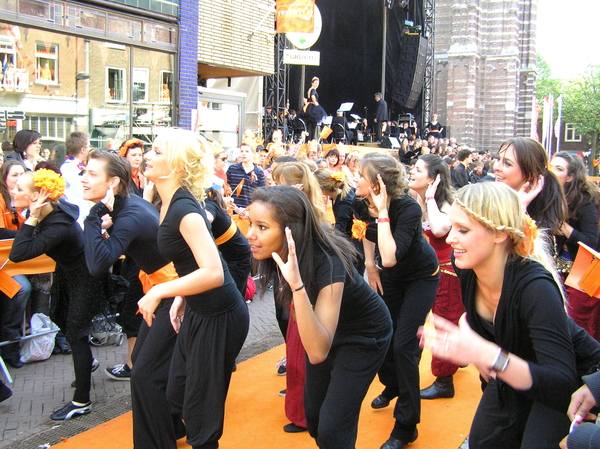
[376,217,390,223]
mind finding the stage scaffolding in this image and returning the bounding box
[422,0,435,126]
[262,33,289,141]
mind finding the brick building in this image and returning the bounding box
[433,0,537,152]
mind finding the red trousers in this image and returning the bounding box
[566,285,600,343]
[285,315,307,428]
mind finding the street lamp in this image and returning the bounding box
[75,72,90,130]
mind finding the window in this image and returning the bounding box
[159,70,172,102]
[106,67,125,102]
[25,116,73,140]
[132,68,148,103]
[35,42,58,84]
[565,124,582,142]
[0,35,17,89]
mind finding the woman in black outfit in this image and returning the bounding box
[142,128,249,449]
[354,153,439,449]
[419,182,579,448]
[305,77,326,141]
[204,187,251,296]
[550,151,600,342]
[10,169,110,420]
[248,186,392,449]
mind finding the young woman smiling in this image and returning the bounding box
[248,185,391,449]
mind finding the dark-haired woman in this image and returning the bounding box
[495,137,566,236]
[324,148,342,173]
[550,152,600,342]
[355,153,439,449]
[10,169,110,420]
[409,154,464,399]
[304,77,326,141]
[7,129,42,171]
[248,185,392,449]
[0,160,31,368]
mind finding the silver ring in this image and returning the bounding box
[442,332,449,351]
[175,316,180,320]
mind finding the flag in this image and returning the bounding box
[276,0,315,34]
[235,178,245,197]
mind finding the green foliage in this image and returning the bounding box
[536,54,562,103]
[562,66,600,139]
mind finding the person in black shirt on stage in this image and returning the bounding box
[81,150,182,448]
[374,93,388,142]
[143,128,249,449]
[248,186,391,449]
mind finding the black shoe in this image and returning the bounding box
[52,345,62,355]
[380,430,418,449]
[6,356,23,369]
[371,394,393,409]
[105,363,131,380]
[420,376,455,400]
[50,401,91,420]
[284,423,307,433]
[58,342,72,354]
[0,381,12,403]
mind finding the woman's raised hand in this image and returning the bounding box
[368,174,388,213]
[29,188,51,219]
[271,227,304,291]
[425,174,441,200]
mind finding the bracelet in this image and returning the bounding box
[490,348,510,373]
[376,217,390,223]
[426,197,435,202]
[291,283,305,292]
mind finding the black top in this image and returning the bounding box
[309,88,319,102]
[454,256,578,413]
[375,98,388,122]
[453,163,470,189]
[354,194,438,281]
[556,192,599,259]
[129,178,143,198]
[10,199,86,271]
[305,248,391,343]
[204,198,251,263]
[158,187,243,315]
[332,189,356,239]
[83,195,170,277]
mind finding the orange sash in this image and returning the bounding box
[0,239,56,298]
[138,262,179,295]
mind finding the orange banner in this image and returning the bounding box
[276,0,315,34]
[0,239,56,298]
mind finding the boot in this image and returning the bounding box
[420,376,454,399]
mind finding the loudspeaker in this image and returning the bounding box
[379,136,400,149]
[391,35,428,110]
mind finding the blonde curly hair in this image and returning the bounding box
[152,128,214,201]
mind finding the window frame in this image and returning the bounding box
[159,70,173,103]
[106,66,126,103]
[132,67,149,103]
[564,123,582,142]
[35,41,59,85]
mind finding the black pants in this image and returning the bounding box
[130,297,179,449]
[167,300,249,449]
[70,336,93,404]
[305,330,391,449]
[119,257,144,338]
[378,271,439,442]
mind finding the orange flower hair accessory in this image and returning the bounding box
[33,168,66,201]
[118,138,144,158]
[330,172,346,183]
[351,219,367,241]
[518,214,538,256]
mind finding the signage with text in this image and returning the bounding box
[283,49,320,66]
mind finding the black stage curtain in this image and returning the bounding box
[288,0,422,126]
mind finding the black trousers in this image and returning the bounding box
[167,300,249,449]
[130,297,179,449]
[378,271,439,442]
[119,257,144,338]
[70,336,93,404]
[305,330,391,449]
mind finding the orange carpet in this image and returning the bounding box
[52,346,481,448]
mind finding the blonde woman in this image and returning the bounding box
[419,182,577,448]
[142,128,249,449]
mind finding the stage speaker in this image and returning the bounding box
[379,136,400,149]
[391,35,428,110]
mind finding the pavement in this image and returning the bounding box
[0,290,284,449]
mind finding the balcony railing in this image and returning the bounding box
[0,68,30,93]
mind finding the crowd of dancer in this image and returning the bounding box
[1,125,600,449]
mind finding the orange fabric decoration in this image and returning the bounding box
[0,240,56,297]
[517,215,537,256]
[33,168,66,200]
[330,172,346,182]
[235,179,245,197]
[351,219,367,241]
[138,262,178,295]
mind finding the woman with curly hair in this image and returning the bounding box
[142,128,249,449]
[355,153,439,449]
[550,151,600,342]
[419,182,578,448]
[408,154,464,400]
[10,169,111,420]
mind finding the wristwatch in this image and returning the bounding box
[490,348,510,373]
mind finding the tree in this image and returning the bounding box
[535,54,562,105]
[562,65,600,174]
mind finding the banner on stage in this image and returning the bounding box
[276,0,315,34]
[283,49,320,66]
